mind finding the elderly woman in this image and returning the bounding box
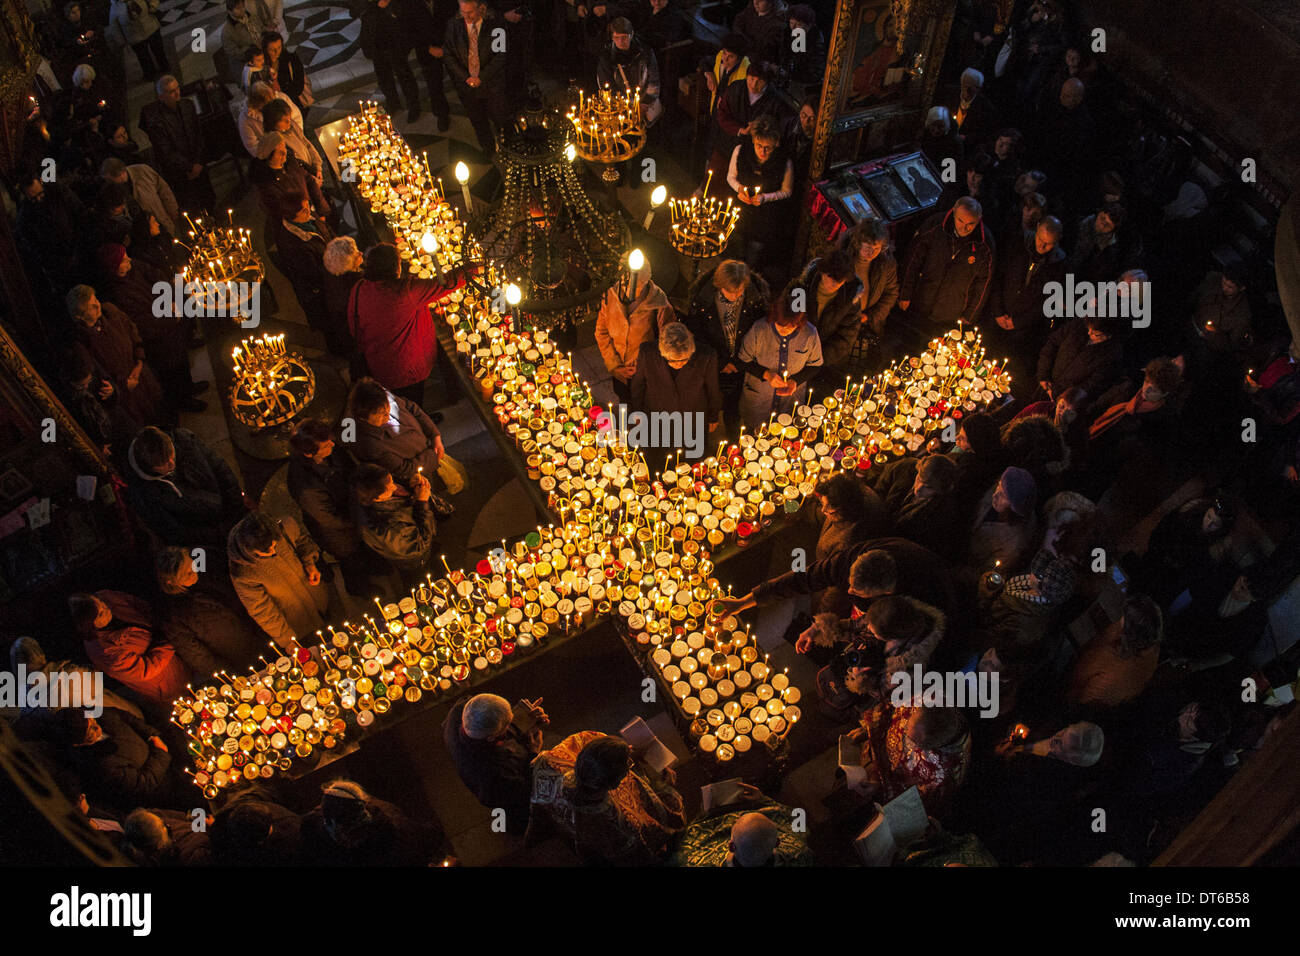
[528,732,687,866]
[322,236,363,359]
[683,259,771,411]
[967,466,1039,572]
[346,243,463,404]
[68,283,164,425]
[630,322,722,468]
[725,115,794,274]
[153,546,262,677]
[595,257,673,405]
[736,286,823,433]
[237,81,301,157]
[251,131,326,226]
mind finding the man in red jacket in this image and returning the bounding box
[69,590,190,712]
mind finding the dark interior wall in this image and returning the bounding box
[1077,0,1300,198]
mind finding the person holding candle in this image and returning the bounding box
[528,732,686,865]
[346,243,465,408]
[348,377,457,513]
[595,255,673,405]
[682,259,770,420]
[725,115,794,278]
[226,511,332,649]
[897,197,994,344]
[791,248,864,390]
[708,60,788,180]
[965,466,1039,573]
[442,693,547,835]
[736,284,823,433]
[353,463,438,592]
[630,322,723,462]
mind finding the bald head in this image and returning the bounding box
[730,812,781,866]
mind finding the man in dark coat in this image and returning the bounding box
[732,0,787,67]
[1034,78,1096,214]
[360,0,451,125]
[630,322,723,431]
[138,75,214,213]
[1035,314,1124,405]
[211,797,303,866]
[353,462,437,590]
[866,454,965,562]
[443,0,507,155]
[55,707,176,812]
[288,418,375,595]
[898,198,995,338]
[125,426,248,551]
[442,693,545,835]
[719,535,956,619]
[988,216,1067,380]
[795,249,863,386]
[272,191,334,341]
[14,173,86,302]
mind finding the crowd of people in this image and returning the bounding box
[2,0,1297,867]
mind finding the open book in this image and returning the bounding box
[621,716,678,773]
[852,786,929,866]
[837,735,869,791]
[700,778,745,813]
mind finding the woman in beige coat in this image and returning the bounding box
[594,260,674,405]
[227,513,330,648]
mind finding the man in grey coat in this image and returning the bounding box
[227,513,330,648]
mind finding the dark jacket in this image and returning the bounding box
[900,208,996,327]
[868,458,966,562]
[273,217,332,323]
[1035,318,1123,400]
[299,796,443,866]
[155,581,262,677]
[360,0,436,61]
[351,392,442,485]
[752,535,955,614]
[441,698,537,834]
[125,427,245,549]
[991,233,1067,335]
[211,798,303,866]
[323,269,362,357]
[251,155,326,224]
[69,707,171,811]
[442,10,507,91]
[799,258,864,370]
[287,448,362,559]
[273,50,310,108]
[853,252,900,334]
[682,267,772,372]
[15,184,86,294]
[955,91,1000,154]
[630,340,722,425]
[138,97,206,186]
[356,493,436,572]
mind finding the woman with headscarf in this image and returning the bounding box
[527,732,686,865]
[250,130,327,227]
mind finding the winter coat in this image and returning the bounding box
[752,536,955,614]
[812,595,947,699]
[357,494,436,573]
[732,0,788,66]
[155,581,263,677]
[351,391,442,486]
[251,154,326,225]
[967,483,1038,572]
[596,37,662,120]
[442,697,537,833]
[227,514,328,647]
[1065,619,1159,710]
[82,590,190,709]
[287,448,361,559]
[630,341,722,425]
[107,0,160,47]
[868,457,965,562]
[799,258,864,370]
[220,0,274,81]
[69,707,171,811]
[138,98,206,187]
[125,427,245,549]
[899,208,996,327]
[347,275,462,390]
[124,163,179,236]
[1034,318,1124,401]
[75,306,163,427]
[712,81,789,160]
[274,217,332,323]
[991,234,1067,335]
[594,278,672,378]
[682,266,771,371]
[298,796,443,867]
[853,252,900,334]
